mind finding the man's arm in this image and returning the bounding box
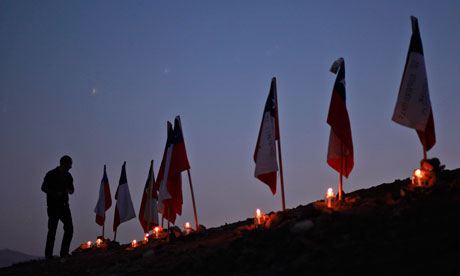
[67,174,74,195]
[41,172,51,193]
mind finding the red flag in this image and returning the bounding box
[392,16,435,151]
[162,116,190,223]
[155,122,174,222]
[139,160,158,233]
[94,165,112,226]
[327,58,354,178]
[113,162,136,232]
[254,77,279,194]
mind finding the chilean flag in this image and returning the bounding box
[254,78,280,194]
[327,58,354,178]
[155,122,174,220]
[94,165,112,226]
[392,16,435,151]
[162,116,191,223]
[139,160,159,233]
[113,162,136,232]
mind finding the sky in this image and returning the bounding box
[1,1,460,257]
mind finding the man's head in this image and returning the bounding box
[60,155,73,171]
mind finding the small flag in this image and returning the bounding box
[113,162,136,232]
[139,160,159,233]
[94,165,112,226]
[254,77,280,194]
[392,16,435,151]
[327,58,354,178]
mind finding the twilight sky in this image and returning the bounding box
[1,1,460,256]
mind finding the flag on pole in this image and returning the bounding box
[113,162,136,232]
[139,160,159,233]
[254,77,280,194]
[94,165,112,226]
[327,58,354,178]
[392,16,435,151]
[155,122,174,218]
[162,116,191,223]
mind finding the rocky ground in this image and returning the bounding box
[2,168,460,276]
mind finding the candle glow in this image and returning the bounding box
[326,188,335,208]
[96,238,103,247]
[154,226,161,238]
[254,209,263,226]
[131,239,138,248]
[86,241,92,249]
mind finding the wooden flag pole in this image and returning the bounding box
[273,78,286,212]
[277,140,286,211]
[113,229,117,242]
[339,143,343,201]
[187,169,199,230]
[167,207,171,230]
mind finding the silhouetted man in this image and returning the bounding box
[41,155,74,259]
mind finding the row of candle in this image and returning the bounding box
[88,172,424,250]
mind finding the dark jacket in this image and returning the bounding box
[41,167,74,207]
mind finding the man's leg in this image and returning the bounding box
[60,205,73,257]
[45,207,59,259]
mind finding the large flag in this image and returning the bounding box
[155,117,191,224]
[113,162,136,232]
[392,16,435,151]
[155,122,174,218]
[254,77,280,194]
[162,116,190,223]
[139,160,159,233]
[94,165,112,226]
[327,58,354,178]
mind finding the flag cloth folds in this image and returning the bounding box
[392,16,435,151]
[254,77,280,194]
[327,58,354,178]
[94,165,112,226]
[113,162,136,232]
[139,160,159,233]
[155,122,174,219]
[155,117,191,224]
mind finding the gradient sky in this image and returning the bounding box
[1,1,460,256]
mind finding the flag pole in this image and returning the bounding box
[187,169,199,230]
[339,143,343,201]
[167,207,170,230]
[102,223,105,239]
[147,160,154,233]
[113,229,117,242]
[274,78,286,212]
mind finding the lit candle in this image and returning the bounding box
[131,239,137,248]
[86,241,92,249]
[412,169,424,186]
[254,209,263,226]
[326,188,335,208]
[144,233,149,242]
[154,226,160,239]
[183,222,192,235]
[96,238,103,248]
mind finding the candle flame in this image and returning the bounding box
[256,209,262,217]
[185,222,191,228]
[154,226,160,233]
[86,241,92,248]
[96,238,102,246]
[415,169,422,177]
[327,188,334,197]
[131,240,137,247]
